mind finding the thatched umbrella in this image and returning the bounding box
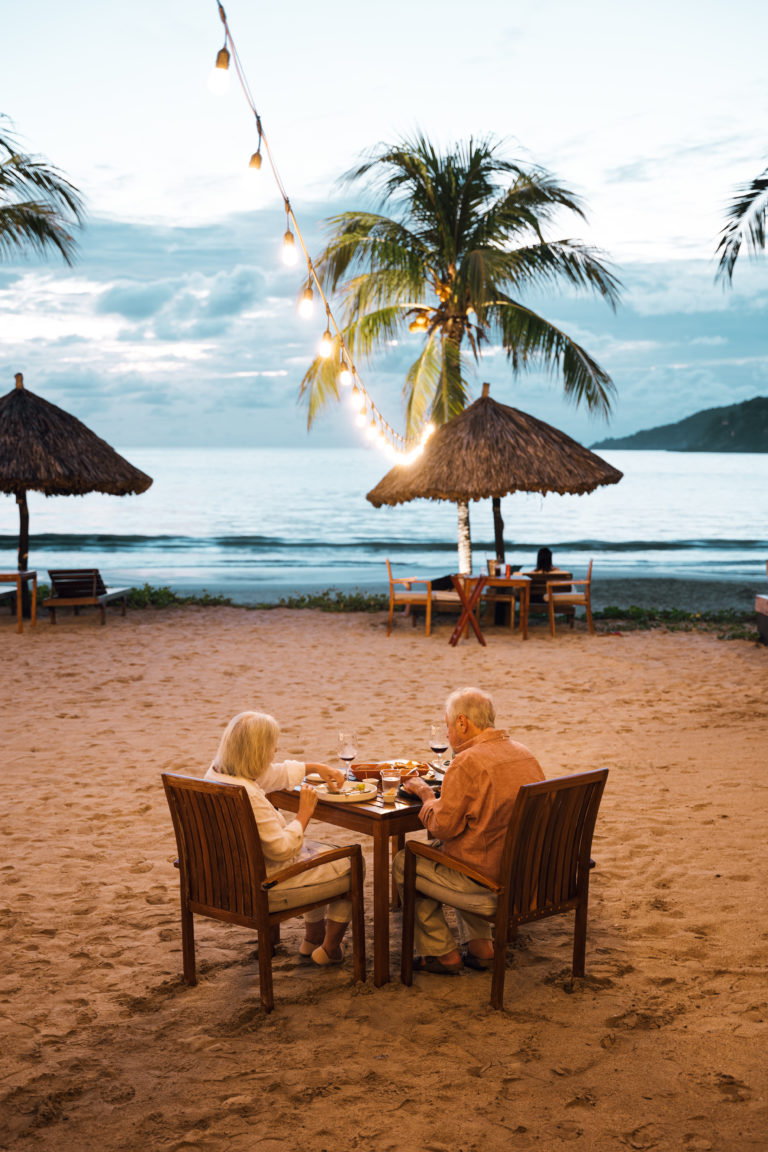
[367,383,622,572]
[0,373,152,603]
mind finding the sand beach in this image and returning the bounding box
[2,605,767,1151]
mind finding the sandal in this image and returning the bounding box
[461,948,491,971]
[412,955,462,975]
[298,941,317,965]
[310,945,345,967]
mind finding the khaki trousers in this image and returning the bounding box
[393,847,497,956]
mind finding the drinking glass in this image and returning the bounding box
[428,722,450,770]
[337,729,358,782]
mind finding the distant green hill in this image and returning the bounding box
[591,396,768,452]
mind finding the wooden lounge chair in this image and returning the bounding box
[545,560,594,636]
[161,773,366,1012]
[385,558,460,637]
[43,568,130,625]
[401,768,609,1009]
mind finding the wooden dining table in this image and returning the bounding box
[448,572,531,646]
[269,784,427,986]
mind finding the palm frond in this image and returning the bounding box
[404,333,443,432]
[0,123,85,265]
[492,295,615,415]
[716,170,768,284]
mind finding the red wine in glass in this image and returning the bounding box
[429,723,449,769]
[338,730,358,781]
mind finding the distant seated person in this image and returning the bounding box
[393,687,544,974]
[526,546,570,604]
[205,711,358,967]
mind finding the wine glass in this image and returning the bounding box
[338,729,358,782]
[428,722,450,771]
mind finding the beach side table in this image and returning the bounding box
[449,573,531,646]
[0,571,37,634]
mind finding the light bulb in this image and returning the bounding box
[282,229,298,266]
[339,359,352,387]
[365,423,378,441]
[249,150,262,170]
[298,286,313,319]
[319,329,333,358]
[348,387,362,411]
[208,45,230,93]
[355,412,367,428]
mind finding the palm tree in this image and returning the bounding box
[716,166,768,283]
[0,117,85,265]
[299,136,621,564]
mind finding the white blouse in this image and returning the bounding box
[204,760,306,874]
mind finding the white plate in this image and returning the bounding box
[304,772,323,784]
[315,781,378,803]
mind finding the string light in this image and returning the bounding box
[339,352,352,387]
[298,283,314,318]
[210,2,432,458]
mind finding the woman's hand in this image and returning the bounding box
[297,782,319,830]
[312,762,345,790]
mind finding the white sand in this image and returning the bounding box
[2,605,767,1150]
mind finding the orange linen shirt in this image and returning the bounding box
[418,728,545,882]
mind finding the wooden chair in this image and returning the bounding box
[401,768,609,1010]
[43,568,130,624]
[545,560,594,636]
[385,558,433,636]
[162,773,366,1012]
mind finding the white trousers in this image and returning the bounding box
[267,840,361,923]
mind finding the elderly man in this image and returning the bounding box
[393,686,544,974]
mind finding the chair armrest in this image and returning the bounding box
[546,579,587,591]
[392,577,431,591]
[261,843,361,889]
[406,840,501,893]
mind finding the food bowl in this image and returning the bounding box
[349,763,383,782]
[349,760,431,783]
[384,759,431,778]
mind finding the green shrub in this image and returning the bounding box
[592,605,759,641]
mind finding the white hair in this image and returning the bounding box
[212,711,280,782]
[445,687,496,730]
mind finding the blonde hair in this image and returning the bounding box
[213,711,280,782]
[445,687,496,730]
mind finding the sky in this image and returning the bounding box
[1,0,767,451]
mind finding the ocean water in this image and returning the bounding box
[0,448,766,603]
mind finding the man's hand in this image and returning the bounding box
[402,776,433,802]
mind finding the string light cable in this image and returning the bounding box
[211,2,433,460]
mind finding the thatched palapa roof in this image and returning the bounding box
[367,392,622,506]
[0,375,152,497]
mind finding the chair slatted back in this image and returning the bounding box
[162,774,268,923]
[48,568,108,597]
[501,770,608,922]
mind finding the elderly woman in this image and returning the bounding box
[204,711,355,967]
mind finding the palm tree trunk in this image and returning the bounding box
[457,501,472,573]
[492,497,505,561]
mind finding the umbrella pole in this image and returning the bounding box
[16,488,31,617]
[457,501,472,574]
[492,497,505,562]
